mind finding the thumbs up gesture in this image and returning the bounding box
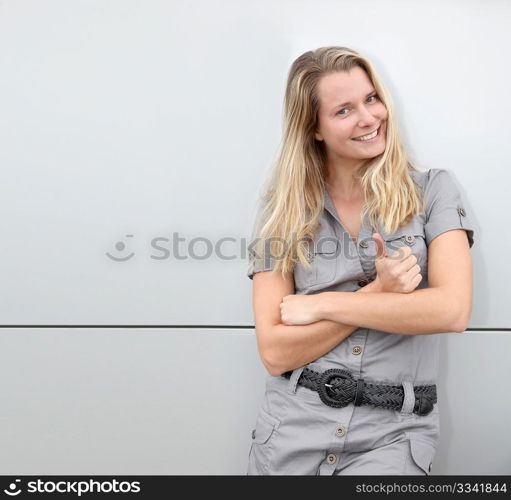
[372,233,422,293]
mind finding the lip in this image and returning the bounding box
[352,125,382,142]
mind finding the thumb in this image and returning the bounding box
[372,233,388,260]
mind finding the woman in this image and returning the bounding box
[246,46,475,475]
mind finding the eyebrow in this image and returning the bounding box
[333,90,377,110]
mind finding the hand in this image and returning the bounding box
[280,294,323,325]
[372,233,422,293]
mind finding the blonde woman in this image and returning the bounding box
[246,46,475,475]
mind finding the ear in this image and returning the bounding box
[315,130,323,142]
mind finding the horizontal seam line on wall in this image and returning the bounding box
[0,326,507,331]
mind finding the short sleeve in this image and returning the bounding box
[246,200,276,280]
[247,249,276,280]
[423,168,475,248]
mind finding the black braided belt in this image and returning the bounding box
[282,367,436,416]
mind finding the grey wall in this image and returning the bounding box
[0,0,509,474]
[0,330,509,474]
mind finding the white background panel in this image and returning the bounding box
[0,0,508,325]
[0,0,509,477]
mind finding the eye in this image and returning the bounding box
[337,94,379,116]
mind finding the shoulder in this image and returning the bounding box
[423,168,465,203]
[417,168,475,248]
[408,167,451,189]
[407,168,428,193]
[409,167,462,201]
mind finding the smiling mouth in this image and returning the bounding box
[352,126,380,141]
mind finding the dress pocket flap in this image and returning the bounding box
[252,410,279,445]
[409,438,436,475]
[380,220,426,243]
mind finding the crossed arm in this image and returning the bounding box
[317,229,473,334]
[253,230,473,376]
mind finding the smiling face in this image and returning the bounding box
[314,66,388,169]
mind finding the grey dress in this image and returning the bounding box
[246,168,475,475]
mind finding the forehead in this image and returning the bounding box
[316,66,374,108]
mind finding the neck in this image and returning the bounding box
[325,159,366,200]
[326,172,364,201]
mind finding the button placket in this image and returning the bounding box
[324,199,369,290]
[317,452,340,475]
[335,425,346,437]
[352,345,362,355]
[358,217,378,284]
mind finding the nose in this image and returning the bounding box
[357,105,379,127]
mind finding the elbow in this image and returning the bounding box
[452,322,467,333]
[451,304,471,333]
[265,365,286,377]
[261,348,288,377]
[257,325,289,377]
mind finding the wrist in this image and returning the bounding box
[317,292,334,322]
[363,279,383,293]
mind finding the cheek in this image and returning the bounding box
[334,122,356,140]
[323,122,353,142]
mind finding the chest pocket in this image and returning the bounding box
[293,224,339,291]
[382,221,428,283]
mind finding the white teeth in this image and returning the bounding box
[353,129,378,141]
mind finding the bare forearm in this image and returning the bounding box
[263,282,379,375]
[320,287,462,335]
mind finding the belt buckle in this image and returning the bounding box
[317,368,355,408]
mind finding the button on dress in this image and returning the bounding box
[246,168,475,475]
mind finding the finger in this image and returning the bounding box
[391,251,417,277]
[403,273,422,293]
[372,233,388,260]
[404,263,422,283]
[401,253,419,272]
[412,273,423,287]
[389,245,411,262]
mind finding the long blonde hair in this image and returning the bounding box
[249,46,426,276]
